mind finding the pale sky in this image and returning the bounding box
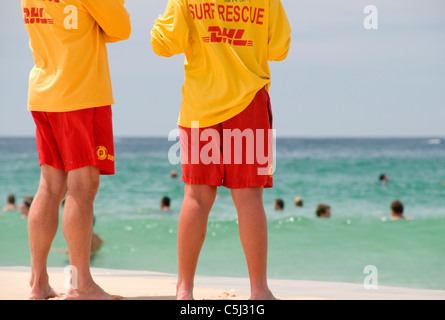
[1,0,444,138]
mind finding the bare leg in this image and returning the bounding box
[176,184,217,300]
[63,166,118,300]
[29,165,67,299]
[231,186,275,300]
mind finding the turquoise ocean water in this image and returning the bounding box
[1,137,444,290]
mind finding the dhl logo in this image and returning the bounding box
[202,26,253,47]
[23,8,54,25]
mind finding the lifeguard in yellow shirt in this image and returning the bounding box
[22,0,131,300]
[152,0,291,300]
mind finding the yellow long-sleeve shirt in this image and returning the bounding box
[22,0,131,112]
[151,0,291,128]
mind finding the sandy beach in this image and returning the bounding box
[1,266,444,300]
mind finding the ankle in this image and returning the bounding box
[250,281,276,300]
[176,280,194,300]
[250,288,276,300]
[30,268,49,289]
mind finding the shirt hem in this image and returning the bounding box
[28,100,115,113]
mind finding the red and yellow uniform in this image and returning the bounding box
[151,0,291,128]
[22,0,131,112]
[22,0,131,174]
[152,0,291,188]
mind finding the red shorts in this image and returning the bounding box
[32,106,115,175]
[179,88,274,189]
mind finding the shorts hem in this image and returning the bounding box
[39,161,64,172]
[40,159,114,176]
[181,176,272,189]
[181,177,223,187]
[223,180,273,189]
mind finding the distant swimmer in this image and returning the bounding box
[379,173,389,183]
[170,170,178,178]
[3,194,18,212]
[90,216,104,257]
[161,196,171,211]
[19,196,33,218]
[390,200,413,220]
[53,216,104,258]
[294,197,303,207]
[274,198,284,211]
[316,204,331,218]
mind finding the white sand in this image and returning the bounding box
[0,266,444,300]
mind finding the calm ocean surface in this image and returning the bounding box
[1,137,444,290]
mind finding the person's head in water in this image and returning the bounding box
[390,200,404,219]
[274,198,284,211]
[294,197,303,207]
[316,204,331,218]
[161,196,171,211]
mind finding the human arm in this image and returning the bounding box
[151,0,190,57]
[268,0,292,61]
[81,0,131,43]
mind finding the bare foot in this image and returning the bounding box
[176,288,194,300]
[66,283,122,300]
[250,289,277,300]
[29,271,63,300]
[176,281,194,300]
[29,286,63,300]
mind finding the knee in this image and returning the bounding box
[39,183,67,203]
[67,167,100,201]
[231,186,264,208]
[184,184,217,211]
[69,178,99,201]
[38,175,67,203]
